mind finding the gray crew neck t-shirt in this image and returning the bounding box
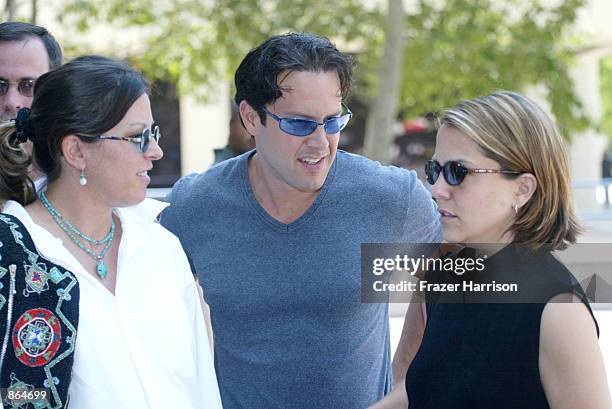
[161,150,441,409]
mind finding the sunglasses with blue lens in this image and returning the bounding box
[262,104,352,137]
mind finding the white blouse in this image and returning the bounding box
[3,199,223,409]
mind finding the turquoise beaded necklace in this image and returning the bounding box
[39,191,115,279]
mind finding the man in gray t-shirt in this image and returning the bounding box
[161,32,441,409]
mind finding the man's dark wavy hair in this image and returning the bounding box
[234,32,354,125]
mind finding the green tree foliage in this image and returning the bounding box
[60,0,587,137]
[600,56,612,150]
[59,0,384,96]
[399,0,588,135]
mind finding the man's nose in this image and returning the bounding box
[2,86,30,119]
[305,124,330,148]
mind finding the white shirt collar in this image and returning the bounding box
[113,198,169,229]
[2,198,169,270]
[34,175,47,193]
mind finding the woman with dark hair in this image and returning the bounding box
[0,56,222,408]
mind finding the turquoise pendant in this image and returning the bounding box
[96,261,108,279]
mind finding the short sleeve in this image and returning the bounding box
[400,176,441,243]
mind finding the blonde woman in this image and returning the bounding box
[372,91,611,409]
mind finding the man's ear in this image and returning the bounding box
[61,135,88,171]
[515,173,538,208]
[239,100,262,136]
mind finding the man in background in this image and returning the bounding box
[213,99,255,164]
[0,21,62,186]
[0,21,61,121]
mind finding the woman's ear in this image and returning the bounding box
[239,100,261,136]
[61,135,88,171]
[515,173,538,208]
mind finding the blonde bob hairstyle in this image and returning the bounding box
[437,90,581,250]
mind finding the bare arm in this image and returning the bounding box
[392,294,426,387]
[539,296,612,409]
[367,381,408,409]
[391,243,458,388]
[371,290,426,409]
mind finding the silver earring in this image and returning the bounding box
[513,203,519,214]
[79,168,87,186]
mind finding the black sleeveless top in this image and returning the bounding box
[405,245,598,409]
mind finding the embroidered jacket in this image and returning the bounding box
[0,213,79,409]
[4,199,222,409]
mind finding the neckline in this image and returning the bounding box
[239,150,338,232]
[3,200,119,298]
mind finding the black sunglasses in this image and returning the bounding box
[425,159,522,186]
[80,123,161,153]
[262,104,352,137]
[0,79,36,97]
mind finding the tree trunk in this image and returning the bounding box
[362,0,405,164]
[5,0,16,20]
[31,0,38,24]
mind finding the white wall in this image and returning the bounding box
[180,84,230,174]
[569,50,608,181]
